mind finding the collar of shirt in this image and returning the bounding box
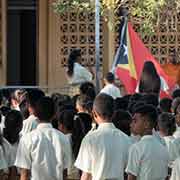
[37,123,53,129]
[176,126,180,131]
[97,123,116,130]
[141,135,154,141]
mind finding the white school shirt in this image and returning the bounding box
[67,63,92,84]
[15,123,72,180]
[163,136,175,151]
[100,84,121,99]
[169,138,180,161]
[173,126,180,139]
[75,123,132,180]
[130,134,141,144]
[0,145,8,170]
[170,157,180,180]
[0,115,5,134]
[126,135,169,180]
[20,114,38,136]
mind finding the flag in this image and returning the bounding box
[112,18,176,97]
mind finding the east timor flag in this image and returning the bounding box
[112,18,175,97]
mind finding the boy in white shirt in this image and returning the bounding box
[170,157,180,180]
[100,72,121,99]
[126,104,169,180]
[15,97,72,180]
[75,93,131,180]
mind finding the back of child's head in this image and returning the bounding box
[112,110,132,136]
[72,112,92,159]
[160,98,172,113]
[76,95,93,114]
[3,110,23,144]
[79,81,96,100]
[133,104,158,129]
[105,72,115,83]
[172,97,180,114]
[93,93,114,120]
[114,97,129,111]
[128,93,142,113]
[26,89,45,108]
[172,88,180,99]
[19,99,30,120]
[34,96,55,122]
[158,112,176,136]
[140,94,159,107]
[56,94,73,111]
[57,109,75,132]
[0,106,11,117]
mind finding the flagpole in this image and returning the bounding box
[95,0,100,93]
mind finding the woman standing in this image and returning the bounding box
[137,61,162,96]
[66,49,94,85]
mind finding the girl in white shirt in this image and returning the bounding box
[3,110,23,180]
[66,49,94,84]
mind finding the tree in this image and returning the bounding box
[53,0,180,36]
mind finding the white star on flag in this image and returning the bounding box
[123,44,128,57]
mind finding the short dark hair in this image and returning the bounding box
[140,94,159,107]
[160,98,172,113]
[105,72,115,83]
[133,104,158,128]
[172,89,180,99]
[57,109,75,131]
[76,95,93,113]
[35,96,55,122]
[93,93,114,119]
[158,112,176,135]
[112,110,132,135]
[79,82,96,100]
[26,89,45,108]
[114,97,129,111]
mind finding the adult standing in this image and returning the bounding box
[66,49,94,85]
[136,61,169,96]
[162,50,180,87]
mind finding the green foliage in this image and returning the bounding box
[53,0,180,36]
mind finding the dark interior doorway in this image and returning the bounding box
[7,0,37,85]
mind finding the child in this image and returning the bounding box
[100,72,121,99]
[126,104,169,180]
[75,94,131,180]
[20,89,45,135]
[3,110,23,179]
[15,96,71,180]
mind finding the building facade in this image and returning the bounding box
[0,0,180,90]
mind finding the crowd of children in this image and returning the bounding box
[0,81,180,180]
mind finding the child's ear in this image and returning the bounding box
[144,120,151,130]
[58,123,64,132]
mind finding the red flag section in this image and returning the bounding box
[116,22,176,98]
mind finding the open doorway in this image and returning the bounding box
[7,0,37,85]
